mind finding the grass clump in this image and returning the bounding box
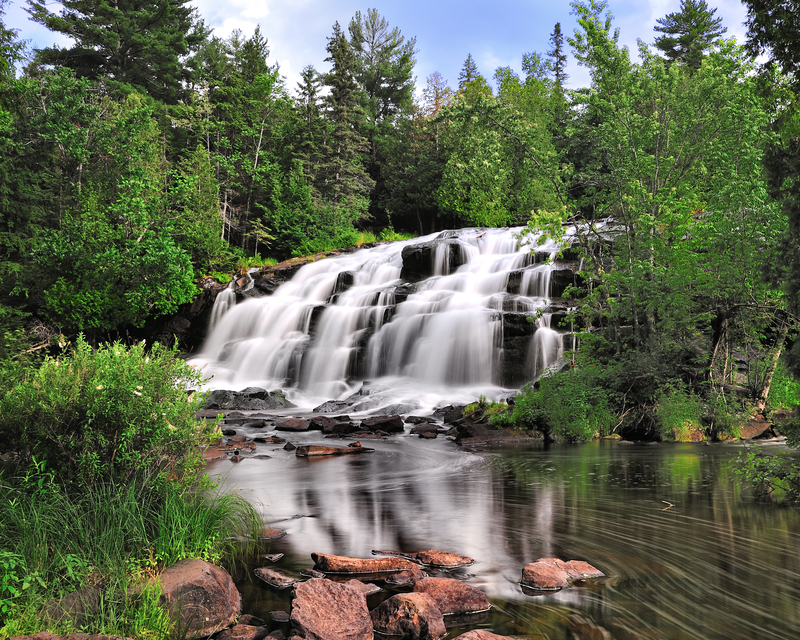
[0,338,261,638]
[655,388,704,442]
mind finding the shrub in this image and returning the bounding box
[655,388,703,441]
[0,337,215,487]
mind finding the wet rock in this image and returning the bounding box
[373,550,474,569]
[290,578,372,640]
[268,633,286,640]
[239,614,267,626]
[230,454,244,462]
[739,417,774,440]
[452,631,517,640]
[259,528,287,541]
[412,578,491,615]
[333,271,355,296]
[561,559,605,580]
[283,442,297,451]
[345,579,382,596]
[254,568,298,589]
[157,558,240,639]
[63,634,135,640]
[419,431,437,439]
[8,633,63,640]
[410,424,439,435]
[43,587,102,628]
[520,559,569,590]
[369,403,419,416]
[295,445,374,457]
[312,400,352,414]
[264,553,284,563]
[550,268,583,298]
[311,552,416,574]
[385,566,428,588]
[222,428,237,436]
[242,420,269,429]
[276,418,311,432]
[405,416,433,424]
[309,416,337,432]
[270,611,291,623]
[300,569,326,579]
[370,593,446,640]
[566,614,614,640]
[434,405,466,424]
[360,415,404,433]
[205,389,296,411]
[216,625,270,640]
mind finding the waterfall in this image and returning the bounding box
[191,227,576,411]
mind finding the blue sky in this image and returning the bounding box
[3,0,752,95]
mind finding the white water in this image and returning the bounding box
[191,227,574,412]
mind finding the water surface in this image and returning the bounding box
[210,433,800,640]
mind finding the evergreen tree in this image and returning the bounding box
[744,0,800,84]
[26,0,207,103]
[653,0,726,70]
[458,54,479,90]
[321,22,373,212]
[293,65,325,198]
[547,22,569,86]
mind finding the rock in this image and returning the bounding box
[311,552,416,574]
[360,415,404,433]
[312,400,352,414]
[561,559,605,580]
[295,445,374,457]
[239,614,267,626]
[300,569,326,579]
[157,558,240,639]
[276,418,311,432]
[373,550,473,569]
[43,587,102,628]
[9,633,63,640]
[345,579,382,597]
[270,611,291,623]
[259,528,287,541]
[452,631,517,640]
[222,428,237,436]
[308,416,338,432]
[205,389,296,411]
[419,431,437,439]
[520,559,569,590]
[385,566,428,588]
[368,403,419,416]
[216,625,270,640]
[63,635,135,640]
[230,454,244,462]
[254,567,298,589]
[264,553,284,562]
[412,578,491,615]
[739,417,774,440]
[410,424,439,435]
[283,442,297,451]
[566,614,614,640]
[268,633,286,640]
[405,416,433,424]
[290,578,372,640]
[370,593,446,640]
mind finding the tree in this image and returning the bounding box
[458,54,480,90]
[547,22,569,86]
[743,0,800,82]
[26,0,208,103]
[321,22,373,213]
[653,0,727,70]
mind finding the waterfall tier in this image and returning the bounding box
[192,227,577,412]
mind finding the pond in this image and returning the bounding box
[208,431,800,640]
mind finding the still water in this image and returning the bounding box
[209,432,800,640]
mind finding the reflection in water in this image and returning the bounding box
[211,434,800,640]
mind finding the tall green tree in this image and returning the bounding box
[547,22,569,87]
[653,0,727,70]
[27,0,207,103]
[743,0,800,80]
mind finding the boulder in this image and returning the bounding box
[216,626,271,640]
[345,580,382,597]
[405,416,433,424]
[205,389,296,411]
[157,558,240,639]
[42,586,102,628]
[370,593,446,640]
[412,578,491,615]
[418,431,437,439]
[276,418,311,432]
[259,528,287,541]
[410,424,439,435]
[290,578,372,640]
[520,559,569,590]
[360,415,404,433]
[8,633,63,640]
[254,568,298,589]
[295,445,373,457]
[452,631,517,640]
[385,566,428,588]
[311,553,416,574]
[372,549,474,569]
[239,614,267,626]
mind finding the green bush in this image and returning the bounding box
[735,451,800,504]
[767,361,800,411]
[510,366,616,442]
[655,388,703,441]
[0,337,215,486]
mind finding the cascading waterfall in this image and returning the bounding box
[191,227,577,411]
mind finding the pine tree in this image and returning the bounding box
[653,0,727,70]
[321,22,373,211]
[547,23,569,87]
[294,65,325,197]
[744,0,800,83]
[458,54,479,90]
[26,0,207,103]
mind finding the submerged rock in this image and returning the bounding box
[370,593,446,640]
[295,445,374,457]
[205,388,296,411]
[254,568,297,589]
[520,557,604,591]
[216,625,270,640]
[452,631,518,640]
[372,549,474,569]
[412,578,491,615]
[290,579,372,640]
[311,552,416,574]
[385,566,428,588]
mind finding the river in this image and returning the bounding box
[208,431,800,640]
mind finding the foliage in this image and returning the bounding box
[653,0,727,70]
[743,0,800,85]
[654,388,704,441]
[0,337,214,487]
[509,365,616,442]
[736,450,800,503]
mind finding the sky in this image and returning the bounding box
[2,0,753,96]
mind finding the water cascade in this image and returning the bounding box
[191,227,578,411]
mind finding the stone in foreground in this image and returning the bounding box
[290,578,373,640]
[254,567,298,589]
[412,577,491,615]
[216,625,271,640]
[385,566,428,588]
[452,631,518,640]
[370,593,446,640]
[520,558,604,591]
[345,579,383,596]
[373,549,474,568]
[157,558,240,639]
[311,552,416,574]
[295,445,374,457]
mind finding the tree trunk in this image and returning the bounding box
[756,322,789,411]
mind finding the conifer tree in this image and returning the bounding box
[547,22,569,87]
[653,0,726,70]
[321,22,373,211]
[458,54,479,90]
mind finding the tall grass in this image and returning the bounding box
[0,471,261,638]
